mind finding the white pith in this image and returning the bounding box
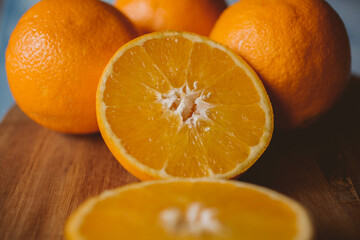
[97,31,274,179]
[157,82,213,128]
[159,202,222,236]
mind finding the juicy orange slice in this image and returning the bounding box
[65,180,313,240]
[96,31,273,180]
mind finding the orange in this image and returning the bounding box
[96,31,273,180]
[113,0,227,35]
[210,0,351,128]
[65,179,313,240]
[5,0,137,133]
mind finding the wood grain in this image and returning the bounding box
[1,76,360,240]
[0,108,138,240]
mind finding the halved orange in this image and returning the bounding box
[96,31,273,180]
[65,179,313,240]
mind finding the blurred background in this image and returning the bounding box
[1,0,359,120]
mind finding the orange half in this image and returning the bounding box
[96,31,273,180]
[65,180,313,240]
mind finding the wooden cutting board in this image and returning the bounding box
[1,77,360,240]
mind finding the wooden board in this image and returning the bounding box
[1,76,360,240]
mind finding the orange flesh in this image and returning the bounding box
[101,34,270,178]
[76,181,299,239]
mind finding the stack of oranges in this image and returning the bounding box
[5,0,350,239]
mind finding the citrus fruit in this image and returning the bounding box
[113,0,227,35]
[96,31,273,180]
[65,179,313,240]
[5,0,138,133]
[210,0,351,129]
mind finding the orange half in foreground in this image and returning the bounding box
[65,180,313,240]
[96,31,273,180]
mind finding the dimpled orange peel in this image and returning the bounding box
[114,0,227,35]
[210,0,351,128]
[6,0,137,133]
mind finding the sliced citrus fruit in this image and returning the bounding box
[96,31,273,180]
[65,179,313,240]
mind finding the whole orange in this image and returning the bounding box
[6,0,137,133]
[210,0,351,128]
[113,0,227,35]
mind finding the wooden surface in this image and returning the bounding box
[1,76,360,240]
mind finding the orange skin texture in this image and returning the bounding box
[6,0,138,134]
[114,0,227,36]
[210,0,351,128]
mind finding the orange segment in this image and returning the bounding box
[97,31,273,180]
[65,180,313,240]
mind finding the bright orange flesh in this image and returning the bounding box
[97,32,273,180]
[65,180,313,240]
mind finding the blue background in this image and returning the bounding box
[1,0,359,120]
